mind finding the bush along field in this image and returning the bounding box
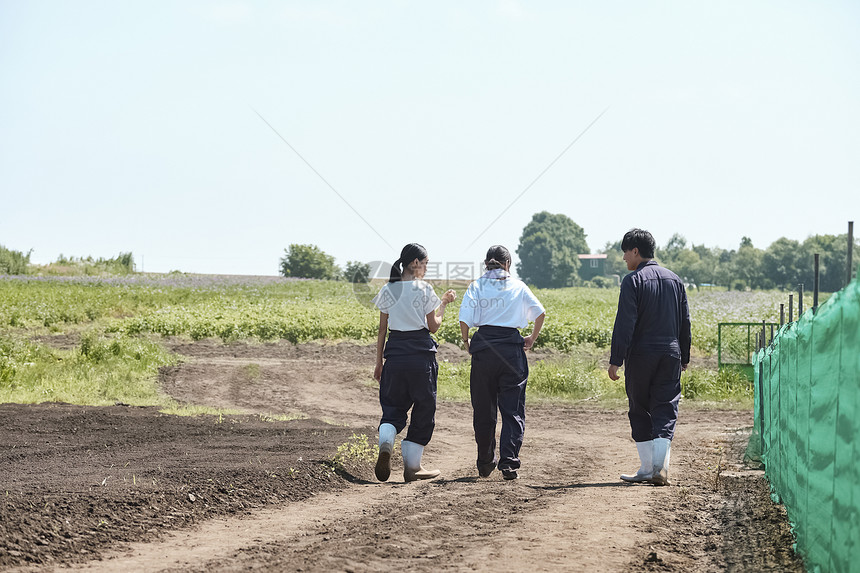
[0,275,809,409]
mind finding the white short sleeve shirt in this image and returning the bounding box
[372,280,442,331]
[458,270,545,329]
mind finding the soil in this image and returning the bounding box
[1,340,803,572]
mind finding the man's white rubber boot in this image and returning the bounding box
[651,437,672,486]
[375,423,396,482]
[620,440,654,482]
[401,440,440,482]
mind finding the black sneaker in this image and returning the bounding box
[502,469,518,480]
[478,461,496,478]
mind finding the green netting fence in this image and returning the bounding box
[745,278,860,573]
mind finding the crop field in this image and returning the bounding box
[0,274,808,407]
[0,275,806,571]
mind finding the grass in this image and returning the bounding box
[329,433,379,473]
[1,276,779,410]
[681,367,754,405]
[439,355,750,406]
[0,333,174,406]
[0,332,248,417]
[438,355,626,404]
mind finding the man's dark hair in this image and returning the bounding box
[621,229,655,259]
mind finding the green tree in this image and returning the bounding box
[713,248,736,288]
[343,260,371,283]
[516,212,588,288]
[763,238,801,290]
[0,244,31,275]
[800,234,860,292]
[732,240,765,290]
[691,244,726,287]
[600,240,626,277]
[656,234,702,286]
[659,233,688,264]
[279,244,340,280]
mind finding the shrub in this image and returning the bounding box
[344,261,371,283]
[279,244,340,280]
[584,276,616,289]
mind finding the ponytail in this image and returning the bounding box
[388,258,404,283]
[484,245,511,272]
[388,243,429,283]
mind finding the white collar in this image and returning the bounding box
[481,268,510,280]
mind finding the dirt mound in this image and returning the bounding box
[0,403,354,568]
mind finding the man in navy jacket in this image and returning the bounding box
[608,228,691,486]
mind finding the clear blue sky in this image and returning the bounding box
[2,1,858,276]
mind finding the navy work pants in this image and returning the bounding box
[624,351,682,442]
[470,343,528,472]
[379,354,438,446]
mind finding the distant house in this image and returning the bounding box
[577,254,607,281]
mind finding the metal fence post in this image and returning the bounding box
[780,304,785,327]
[798,284,804,317]
[848,221,854,287]
[813,254,820,313]
[789,294,794,323]
[758,347,766,455]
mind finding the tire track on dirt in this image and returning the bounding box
[26,342,747,572]
[43,399,658,572]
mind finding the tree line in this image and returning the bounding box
[516,211,858,292]
[644,232,857,292]
[278,213,858,293]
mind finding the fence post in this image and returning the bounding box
[788,294,794,323]
[798,283,804,317]
[813,254,820,313]
[757,345,766,454]
[780,304,785,327]
[762,320,767,349]
[718,324,722,368]
[848,221,854,287]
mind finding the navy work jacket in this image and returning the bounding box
[609,260,692,366]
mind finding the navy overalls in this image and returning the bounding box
[610,260,692,442]
[469,325,529,472]
[379,329,438,447]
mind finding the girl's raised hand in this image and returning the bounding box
[441,289,457,304]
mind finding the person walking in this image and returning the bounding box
[608,228,691,486]
[459,245,545,480]
[372,243,456,483]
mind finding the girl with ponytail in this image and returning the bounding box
[458,245,545,480]
[371,243,456,483]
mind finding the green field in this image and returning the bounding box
[0,275,811,410]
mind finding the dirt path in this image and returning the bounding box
[4,340,802,572]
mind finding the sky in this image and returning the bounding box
[2,1,858,277]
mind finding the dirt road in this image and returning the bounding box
[1,341,803,572]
